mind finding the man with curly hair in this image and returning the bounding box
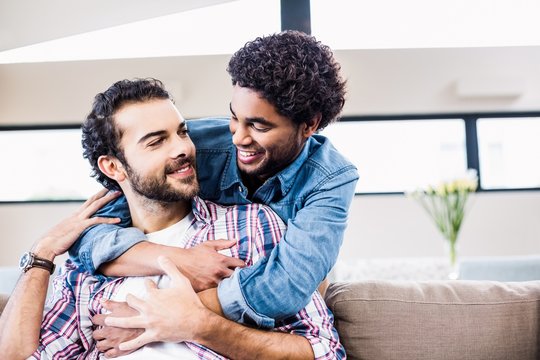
[0,78,344,359]
[73,31,359,354]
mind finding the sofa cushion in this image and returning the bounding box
[325,280,540,360]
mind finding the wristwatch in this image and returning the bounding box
[19,252,56,274]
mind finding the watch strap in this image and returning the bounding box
[32,256,56,275]
[23,252,56,275]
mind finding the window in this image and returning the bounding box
[0,128,102,202]
[477,117,540,189]
[321,119,467,193]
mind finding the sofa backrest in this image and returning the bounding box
[325,280,540,360]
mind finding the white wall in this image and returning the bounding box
[1,47,539,266]
[343,191,540,261]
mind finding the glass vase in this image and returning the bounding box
[444,239,460,280]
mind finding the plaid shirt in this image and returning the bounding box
[31,197,345,359]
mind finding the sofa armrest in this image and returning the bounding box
[325,280,540,360]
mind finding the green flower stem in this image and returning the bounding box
[447,236,457,267]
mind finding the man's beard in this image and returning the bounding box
[126,157,199,203]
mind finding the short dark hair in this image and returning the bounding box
[81,78,171,190]
[227,30,346,130]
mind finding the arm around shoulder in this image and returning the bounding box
[219,172,358,326]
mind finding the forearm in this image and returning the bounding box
[195,310,313,360]
[100,241,184,277]
[0,248,54,358]
[71,224,147,274]
[220,181,357,326]
[100,240,243,293]
[202,279,327,321]
[198,288,223,316]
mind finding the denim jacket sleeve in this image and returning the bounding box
[68,194,147,274]
[217,167,358,328]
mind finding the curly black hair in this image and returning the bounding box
[227,30,346,130]
[81,78,171,190]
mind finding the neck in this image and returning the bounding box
[124,189,191,234]
[241,174,264,198]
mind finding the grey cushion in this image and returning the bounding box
[0,267,20,294]
[325,280,540,360]
[460,255,540,281]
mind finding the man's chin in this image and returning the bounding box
[172,183,200,199]
[238,161,264,176]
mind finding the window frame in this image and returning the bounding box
[337,111,540,195]
[1,112,539,203]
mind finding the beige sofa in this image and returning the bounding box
[325,280,540,360]
[1,280,539,359]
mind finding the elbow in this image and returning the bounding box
[97,261,115,277]
[21,341,40,359]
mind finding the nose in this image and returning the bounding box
[170,133,193,159]
[231,122,252,146]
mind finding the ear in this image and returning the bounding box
[97,155,127,183]
[301,113,322,138]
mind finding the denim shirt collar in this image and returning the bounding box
[274,137,313,196]
[219,144,243,191]
[218,137,315,197]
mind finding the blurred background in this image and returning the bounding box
[0,0,539,268]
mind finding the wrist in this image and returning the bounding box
[192,308,221,344]
[31,240,57,262]
[171,247,189,268]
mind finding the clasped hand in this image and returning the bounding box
[92,256,214,357]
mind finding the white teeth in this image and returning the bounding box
[174,165,190,173]
[240,151,256,157]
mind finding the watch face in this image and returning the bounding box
[19,252,31,269]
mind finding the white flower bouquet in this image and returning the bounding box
[409,170,478,278]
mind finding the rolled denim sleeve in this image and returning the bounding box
[218,170,358,328]
[217,268,275,328]
[69,194,147,274]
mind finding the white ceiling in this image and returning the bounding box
[0,0,234,51]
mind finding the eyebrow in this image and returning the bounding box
[137,121,186,145]
[229,103,274,127]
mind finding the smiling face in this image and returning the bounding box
[112,99,199,203]
[229,85,315,186]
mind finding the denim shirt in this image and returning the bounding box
[70,118,359,328]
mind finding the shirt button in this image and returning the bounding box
[239,186,243,192]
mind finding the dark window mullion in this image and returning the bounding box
[464,116,481,190]
[280,0,311,34]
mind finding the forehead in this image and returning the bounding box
[114,99,183,139]
[231,85,289,122]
